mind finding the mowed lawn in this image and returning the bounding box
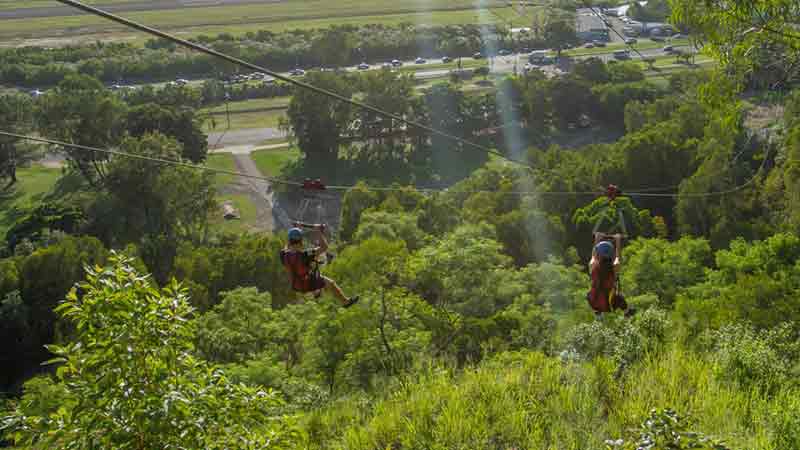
[213,193,258,234]
[204,152,238,187]
[0,0,508,41]
[251,147,299,177]
[0,165,62,237]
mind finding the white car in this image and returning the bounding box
[415,57,427,64]
[391,59,403,67]
[289,68,305,76]
[357,62,370,70]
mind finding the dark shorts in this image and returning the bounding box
[294,275,326,293]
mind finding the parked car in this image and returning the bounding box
[391,59,403,67]
[593,40,607,47]
[663,45,674,53]
[289,68,305,76]
[357,62,370,70]
[584,42,595,49]
[624,38,638,45]
[174,78,189,86]
[613,49,631,60]
[442,56,452,63]
[415,57,427,64]
[473,52,483,59]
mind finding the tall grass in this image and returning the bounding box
[302,347,796,449]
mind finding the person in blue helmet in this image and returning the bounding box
[280,225,359,308]
[587,232,632,317]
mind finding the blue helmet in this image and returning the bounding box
[288,228,303,242]
[595,240,614,260]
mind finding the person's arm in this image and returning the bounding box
[316,224,329,254]
[613,234,622,273]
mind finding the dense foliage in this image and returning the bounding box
[3,5,800,447]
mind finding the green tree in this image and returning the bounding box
[1,254,299,449]
[671,0,800,89]
[286,71,354,166]
[310,27,355,68]
[36,74,126,185]
[0,94,36,189]
[544,16,578,57]
[125,103,209,163]
[92,133,216,283]
[195,287,276,364]
[622,237,712,305]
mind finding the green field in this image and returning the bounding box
[0,165,62,237]
[204,97,290,114]
[204,152,237,187]
[214,193,258,234]
[0,0,139,10]
[251,147,300,177]
[0,0,509,42]
[204,109,286,132]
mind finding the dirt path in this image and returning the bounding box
[227,153,296,232]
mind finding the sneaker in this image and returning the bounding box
[343,296,359,308]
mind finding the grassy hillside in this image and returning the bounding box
[0,165,61,237]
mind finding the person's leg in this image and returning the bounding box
[321,276,349,305]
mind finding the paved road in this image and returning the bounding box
[208,127,286,149]
[0,0,286,20]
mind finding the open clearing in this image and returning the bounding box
[0,165,61,237]
[0,0,508,44]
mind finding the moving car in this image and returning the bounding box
[613,49,631,59]
[415,57,427,64]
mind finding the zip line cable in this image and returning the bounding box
[53,0,535,172]
[32,1,763,200]
[0,131,597,196]
[1,131,770,199]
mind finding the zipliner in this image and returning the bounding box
[587,232,634,318]
[280,224,359,308]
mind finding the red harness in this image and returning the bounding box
[589,262,616,313]
[281,249,319,293]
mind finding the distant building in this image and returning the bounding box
[576,8,610,42]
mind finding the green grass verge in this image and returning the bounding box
[559,38,692,58]
[251,147,300,177]
[0,0,508,41]
[213,193,258,234]
[204,109,286,132]
[204,152,237,187]
[203,97,291,114]
[0,165,62,237]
